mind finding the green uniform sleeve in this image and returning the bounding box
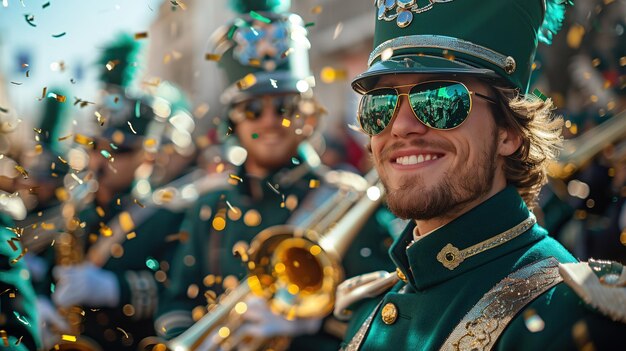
[154,200,208,340]
[0,225,41,351]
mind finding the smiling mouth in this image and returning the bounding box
[394,154,440,166]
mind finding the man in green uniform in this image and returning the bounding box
[155,1,396,350]
[334,0,626,350]
[0,100,40,351]
[35,34,190,350]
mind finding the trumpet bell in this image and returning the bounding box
[246,225,342,320]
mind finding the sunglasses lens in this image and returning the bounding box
[243,99,264,120]
[409,82,471,129]
[274,95,298,117]
[359,89,398,135]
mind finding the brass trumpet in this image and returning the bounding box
[548,109,626,179]
[168,170,384,351]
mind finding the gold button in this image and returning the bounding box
[396,268,408,283]
[381,302,398,325]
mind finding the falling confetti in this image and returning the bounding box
[229,174,243,182]
[10,248,27,264]
[311,5,322,14]
[134,32,148,40]
[333,22,343,40]
[24,14,36,27]
[51,32,67,38]
[127,121,137,134]
[42,1,50,8]
[47,92,66,102]
[0,106,8,113]
[133,199,145,208]
[305,22,315,27]
[236,74,257,90]
[249,11,271,23]
[205,53,221,61]
[14,165,28,179]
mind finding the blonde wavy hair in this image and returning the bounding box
[492,86,564,209]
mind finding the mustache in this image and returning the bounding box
[379,138,455,161]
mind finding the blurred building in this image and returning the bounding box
[147,0,231,138]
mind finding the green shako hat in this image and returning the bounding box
[353,0,571,94]
[213,0,312,105]
[97,33,141,88]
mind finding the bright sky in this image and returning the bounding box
[0,0,163,120]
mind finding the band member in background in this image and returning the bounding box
[34,33,190,350]
[155,1,396,350]
[335,0,626,349]
[0,88,41,351]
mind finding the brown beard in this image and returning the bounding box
[380,132,499,221]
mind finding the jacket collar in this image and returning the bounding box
[389,186,547,290]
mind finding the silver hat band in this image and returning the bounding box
[368,35,516,74]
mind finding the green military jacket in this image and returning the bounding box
[75,194,186,350]
[156,163,395,350]
[341,186,626,350]
[31,188,187,350]
[0,214,40,351]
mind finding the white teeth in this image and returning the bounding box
[395,154,439,165]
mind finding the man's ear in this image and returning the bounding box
[497,127,522,157]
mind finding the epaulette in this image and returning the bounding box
[334,270,399,321]
[559,259,626,323]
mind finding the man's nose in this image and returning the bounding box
[389,95,429,137]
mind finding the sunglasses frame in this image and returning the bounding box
[356,80,497,136]
[229,94,302,123]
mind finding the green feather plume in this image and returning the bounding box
[538,0,573,44]
[229,0,290,13]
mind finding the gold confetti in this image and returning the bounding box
[566,24,585,49]
[14,165,28,179]
[212,216,226,231]
[134,32,148,40]
[229,174,243,182]
[133,199,145,208]
[74,134,94,146]
[57,134,73,141]
[99,223,113,237]
[40,222,55,231]
[96,206,105,217]
[282,118,291,127]
[119,212,135,232]
[57,156,68,164]
[6,237,18,251]
[236,74,257,90]
[48,92,66,102]
[61,335,77,342]
[311,5,323,14]
[126,232,136,240]
[10,248,27,264]
[205,53,221,61]
[320,67,347,83]
[309,179,320,188]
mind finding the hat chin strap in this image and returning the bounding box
[369,34,516,75]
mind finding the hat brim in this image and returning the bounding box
[352,54,501,94]
[220,71,310,105]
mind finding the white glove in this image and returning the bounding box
[197,296,322,351]
[52,263,120,308]
[36,296,70,350]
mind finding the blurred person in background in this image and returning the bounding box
[32,33,194,350]
[0,79,41,350]
[154,1,396,350]
[540,0,626,263]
